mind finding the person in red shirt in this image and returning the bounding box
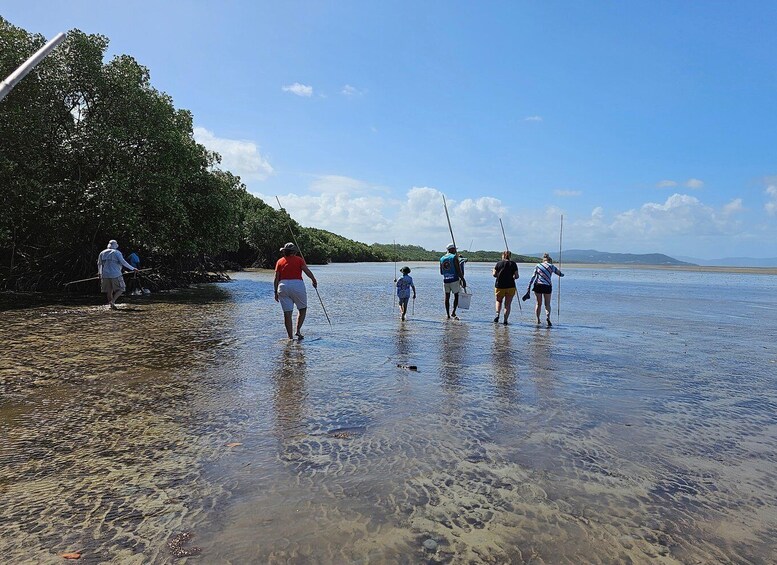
[274,242,318,340]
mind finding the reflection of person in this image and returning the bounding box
[274,242,318,340]
[529,252,564,326]
[273,343,307,437]
[97,239,138,309]
[440,244,466,319]
[492,251,519,325]
[395,266,416,321]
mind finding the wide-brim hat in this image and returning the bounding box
[280,242,297,252]
[446,243,456,251]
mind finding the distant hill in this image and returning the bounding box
[675,256,777,268]
[537,249,695,266]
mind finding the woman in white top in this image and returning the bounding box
[529,252,564,327]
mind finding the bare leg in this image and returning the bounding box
[445,291,451,318]
[452,293,459,318]
[544,294,552,326]
[494,295,502,322]
[296,307,307,338]
[283,310,294,339]
[503,294,513,324]
[534,292,542,323]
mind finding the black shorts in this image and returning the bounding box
[533,283,552,294]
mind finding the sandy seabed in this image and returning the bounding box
[1,263,775,563]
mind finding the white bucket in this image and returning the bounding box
[458,289,472,310]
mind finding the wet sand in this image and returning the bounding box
[1,264,776,563]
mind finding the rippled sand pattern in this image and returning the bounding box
[1,265,776,563]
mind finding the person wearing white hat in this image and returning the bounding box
[97,240,138,309]
[439,243,466,319]
[274,242,318,340]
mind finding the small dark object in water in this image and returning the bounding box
[167,531,202,558]
[397,364,418,371]
[327,426,366,439]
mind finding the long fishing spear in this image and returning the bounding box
[499,218,521,312]
[393,239,397,312]
[557,214,564,323]
[1,32,66,102]
[442,194,467,309]
[275,196,332,326]
[64,268,153,286]
[442,194,464,282]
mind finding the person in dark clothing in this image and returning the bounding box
[492,250,519,325]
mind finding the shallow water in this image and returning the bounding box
[1,263,776,563]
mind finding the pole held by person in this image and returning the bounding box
[499,217,521,313]
[275,196,332,326]
[0,32,66,102]
[557,214,563,323]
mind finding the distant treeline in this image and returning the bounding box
[371,243,538,263]
[0,20,385,292]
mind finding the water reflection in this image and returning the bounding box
[528,325,558,400]
[2,266,777,564]
[490,326,518,401]
[438,321,470,394]
[271,343,308,438]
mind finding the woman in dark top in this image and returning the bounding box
[492,250,519,325]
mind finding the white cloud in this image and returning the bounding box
[282,82,313,97]
[722,198,743,216]
[524,116,543,122]
[766,184,777,216]
[554,190,582,197]
[309,175,370,194]
[685,178,704,189]
[270,191,393,236]
[657,178,703,189]
[193,127,273,180]
[341,84,364,96]
[254,178,760,256]
[611,193,738,237]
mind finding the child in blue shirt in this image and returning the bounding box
[396,266,416,321]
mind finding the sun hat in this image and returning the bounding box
[108,240,119,249]
[446,243,456,251]
[400,266,411,274]
[280,242,297,252]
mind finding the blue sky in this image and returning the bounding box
[5,1,777,258]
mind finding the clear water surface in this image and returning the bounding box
[1,262,776,564]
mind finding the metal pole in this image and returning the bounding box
[275,196,332,326]
[393,239,397,312]
[557,214,563,323]
[0,32,66,102]
[499,217,520,312]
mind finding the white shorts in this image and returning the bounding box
[444,280,461,294]
[278,279,307,312]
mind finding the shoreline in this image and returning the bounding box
[255,261,777,276]
[550,262,777,275]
